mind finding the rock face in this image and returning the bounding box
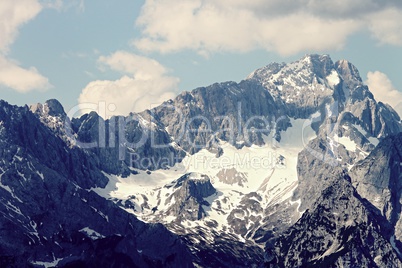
[282,55,402,211]
[272,177,402,267]
[248,54,341,118]
[71,111,185,173]
[0,100,194,267]
[30,98,66,117]
[227,192,264,237]
[350,133,402,242]
[30,99,75,146]
[152,80,289,153]
[165,173,216,221]
[292,137,346,212]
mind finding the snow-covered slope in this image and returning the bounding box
[93,116,317,235]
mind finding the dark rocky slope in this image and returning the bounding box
[0,100,194,267]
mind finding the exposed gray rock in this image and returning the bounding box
[30,99,75,146]
[70,110,186,173]
[350,133,402,242]
[0,100,194,267]
[30,99,66,118]
[227,192,264,236]
[287,55,402,215]
[165,173,216,221]
[272,177,402,268]
[292,137,346,212]
[152,80,289,153]
[335,59,363,96]
[216,167,248,187]
[344,95,401,139]
[248,54,343,118]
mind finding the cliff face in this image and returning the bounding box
[350,133,402,242]
[165,173,216,221]
[272,177,402,268]
[0,100,194,267]
[152,80,288,153]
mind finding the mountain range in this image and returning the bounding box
[1,54,402,267]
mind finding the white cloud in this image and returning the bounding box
[98,51,168,80]
[0,0,51,92]
[0,0,42,53]
[41,0,85,13]
[366,71,402,117]
[78,51,179,116]
[367,8,402,46]
[0,56,51,92]
[133,0,402,56]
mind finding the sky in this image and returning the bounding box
[1,0,402,117]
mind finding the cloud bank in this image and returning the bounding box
[78,51,179,116]
[0,57,51,93]
[366,71,402,117]
[133,0,402,56]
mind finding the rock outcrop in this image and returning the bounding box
[165,173,216,221]
[272,176,402,267]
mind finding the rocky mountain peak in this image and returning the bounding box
[302,54,334,79]
[246,54,366,102]
[30,99,66,118]
[335,59,362,83]
[29,99,74,147]
[246,54,341,118]
[335,59,365,100]
[45,99,66,117]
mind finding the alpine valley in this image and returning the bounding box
[1,54,402,267]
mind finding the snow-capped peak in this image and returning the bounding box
[246,54,340,118]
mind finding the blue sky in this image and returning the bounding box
[1,0,402,116]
